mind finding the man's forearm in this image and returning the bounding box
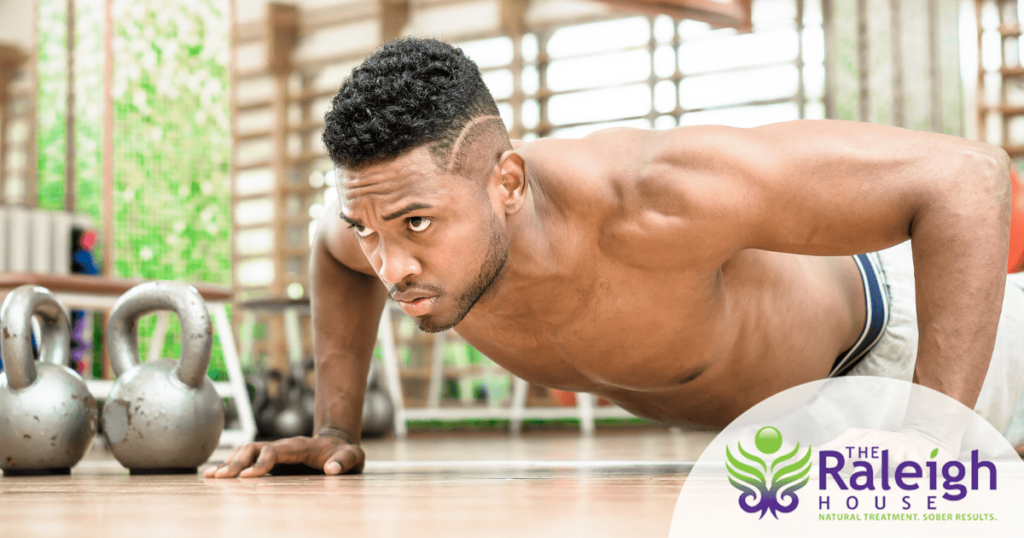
[310,231,386,443]
[910,147,1012,408]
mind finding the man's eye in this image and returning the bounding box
[407,217,431,232]
[352,224,374,238]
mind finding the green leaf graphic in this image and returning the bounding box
[737,441,768,472]
[930,448,938,459]
[726,445,766,488]
[770,443,800,473]
[772,443,812,490]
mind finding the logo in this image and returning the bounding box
[725,426,813,519]
[671,378,1024,537]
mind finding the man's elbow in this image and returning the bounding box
[967,143,1012,219]
[989,145,1012,218]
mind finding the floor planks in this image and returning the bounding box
[0,428,715,538]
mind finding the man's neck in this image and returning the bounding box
[468,165,570,318]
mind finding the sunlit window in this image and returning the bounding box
[482,69,514,100]
[550,84,652,126]
[459,36,515,68]
[680,65,800,110]
[547,17,651,58]
[681,31,799,74]
[547,50,651,92]
[452,0,825,140]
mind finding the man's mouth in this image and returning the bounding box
[395,295,437,317]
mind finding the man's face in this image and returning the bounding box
[339,146,508,332]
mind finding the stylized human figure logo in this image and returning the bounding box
[725,426,813,520]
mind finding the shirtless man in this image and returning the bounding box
[207,37,1024,479]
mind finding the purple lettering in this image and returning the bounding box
[971,450,997,491]
[819,450,847,490]
[880,450,891,490]
[941,461,967,501]
[895,461,921,490]
[850,461,875,491]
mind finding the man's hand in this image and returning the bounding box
[203,433,365,478]
[818,385,973,474]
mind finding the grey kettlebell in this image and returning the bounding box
[254,369,282,438]
[0,285,98,475]
[361,361,393,438]
[272,374,313,439]
[101,281,224,474]
[297,358,316,432]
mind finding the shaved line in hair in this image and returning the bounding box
[443,115,508,175]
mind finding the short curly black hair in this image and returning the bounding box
[322,37,509,171]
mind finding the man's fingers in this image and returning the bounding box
[204,445,247,477]
[204,437,363,478]
[237,438,312,477]
[239,445,279,478]
[213,443,264,478]
[324,445,364,475]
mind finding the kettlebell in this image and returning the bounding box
[296,358,316,432]
[0,285,98,475]
[101,281,224,474]
[255,369,283,438]
[273,375,313,438]
[247,371,271,437]
[361,361,393,438]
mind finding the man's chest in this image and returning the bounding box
[453,265,733,392]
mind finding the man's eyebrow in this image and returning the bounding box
[382,203,433,222]
[339,213,361,227]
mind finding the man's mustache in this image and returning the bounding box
[388,282,444,300]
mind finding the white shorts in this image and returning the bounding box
[843,241,1024,447]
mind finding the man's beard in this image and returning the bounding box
[414,214,508,333]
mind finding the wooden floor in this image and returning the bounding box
[0,428,715,538]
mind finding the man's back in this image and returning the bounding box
[445,128,868,425]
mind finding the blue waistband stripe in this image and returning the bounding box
[830,253,890,377]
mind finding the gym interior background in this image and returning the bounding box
[0,0,1022,536]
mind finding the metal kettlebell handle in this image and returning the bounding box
[107,281,213,388]
[0,285,72,390]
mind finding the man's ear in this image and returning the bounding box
[497,150,527,215]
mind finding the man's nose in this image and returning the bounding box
[376,240,421,286]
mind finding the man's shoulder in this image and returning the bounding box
[527,128,701,220]
[523,128,653,170]
[523,126,723,195]
[521,129,656,209]
[524,129,725,269]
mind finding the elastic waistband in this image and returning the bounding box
[830,253,890,377]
